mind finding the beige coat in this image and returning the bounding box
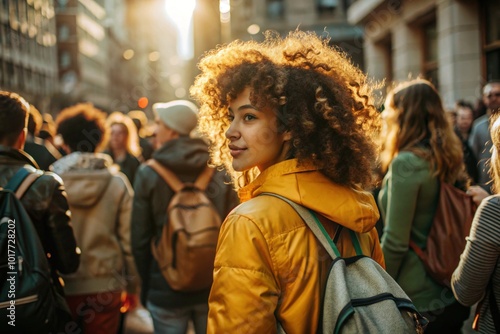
[52,152,138,295]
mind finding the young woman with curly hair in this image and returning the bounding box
[190,30,385,333]
[378,79,471,333]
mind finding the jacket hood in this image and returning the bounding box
[51,152,116,207]
[153,137,209,174]
[238,159,379,233]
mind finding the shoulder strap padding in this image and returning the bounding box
[4,166,40,199]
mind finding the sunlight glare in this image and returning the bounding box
[165,0,196,59]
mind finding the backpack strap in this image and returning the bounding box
[194,166,215,191]
[146,159,184,192]
[146,159,215,192]
[262,193,365,260]
[262,193,340,259]
[5,167,40,199]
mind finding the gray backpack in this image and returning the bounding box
[266,193,428,334]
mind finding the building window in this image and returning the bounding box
[58,24,70,41]
[60,51,71,69]
[317,0,338,16]
[377,34,393,84]
[267,0,283,19]
[422,20,438,87]
[483,0,500,81]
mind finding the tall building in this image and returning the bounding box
[0,0,58,113]
[55,0,114,111]
[348,0,500,107]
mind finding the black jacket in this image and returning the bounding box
[131,137,239,308]
[0,146,80,288]
[23,136,57,171]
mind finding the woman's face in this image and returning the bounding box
[110,123,128,151]
[225,88,291,172]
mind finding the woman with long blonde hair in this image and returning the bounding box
[104,111,142,184]
[379,79,470,333]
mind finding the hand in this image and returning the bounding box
[466,186,490,206]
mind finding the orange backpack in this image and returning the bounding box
[146,160,222,292]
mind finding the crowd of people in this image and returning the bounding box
[1,29,500,334]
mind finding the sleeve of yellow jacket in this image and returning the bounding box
[208,214,280,334]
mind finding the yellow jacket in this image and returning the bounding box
[207,159,384,334]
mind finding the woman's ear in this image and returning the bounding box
[283,130,292,142]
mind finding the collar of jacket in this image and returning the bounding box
[238,159,379,233]
[0,145,39,169]
[238,159,315,202]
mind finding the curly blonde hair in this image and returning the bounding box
[491,114,500,194]
[380,79,465,184]
[190,30,380,189]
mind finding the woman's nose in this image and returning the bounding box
[225,121,239,140]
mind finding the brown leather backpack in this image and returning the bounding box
[409,181,477,288]
[146,160,222,292]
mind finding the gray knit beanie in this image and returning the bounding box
[153,100,198,135]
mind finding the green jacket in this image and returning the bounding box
[378,151,456,311]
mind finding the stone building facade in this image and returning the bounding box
[348,0,499,107]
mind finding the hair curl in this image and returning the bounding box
[190,30,380,189]
[380,79,466,184]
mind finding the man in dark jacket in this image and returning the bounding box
[131,100,239,334]
[23,103,58,170]
[0,91,80,332]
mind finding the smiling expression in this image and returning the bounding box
[225,88,291,172]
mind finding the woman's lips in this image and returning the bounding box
[229,145,246,157]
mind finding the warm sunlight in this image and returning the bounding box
[165,0,196,59]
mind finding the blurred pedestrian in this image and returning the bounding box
[379,79,470,333]
[452,113,500,333]
[0,90,80,333]
[128,109,154,160]
[39,112,64,160]
[52,103,138,334]
[455,100,478,183]
[190,30,384,333]
[131,100,239,334]
[24,103,58,170]
[104,111,142,184]
[469,81,500,194]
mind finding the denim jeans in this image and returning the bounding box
[146,301,208,334]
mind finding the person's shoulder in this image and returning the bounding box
[134,161,157,180]
[472,115,489,129]
[480,195,500,213]
[227,195,301,233]
[391,151,427,168]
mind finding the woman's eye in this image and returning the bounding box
[244,114,256,121]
